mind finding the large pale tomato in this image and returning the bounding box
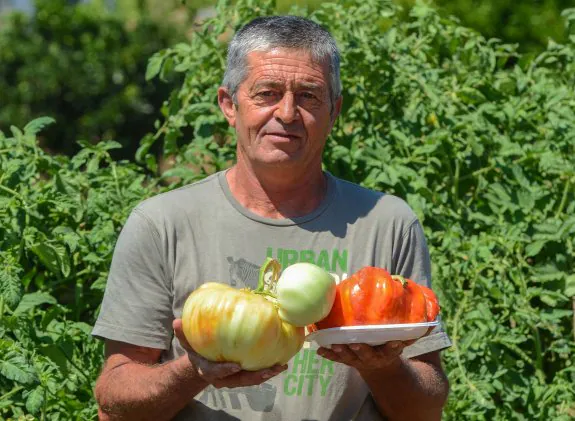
[181,283,304,371]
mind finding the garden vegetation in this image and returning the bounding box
[1,0,574,419]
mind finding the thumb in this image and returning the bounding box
[173,318,194,353]
[173,319,242,378]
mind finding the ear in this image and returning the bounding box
[218,87,236,127]
[330,95,343,127]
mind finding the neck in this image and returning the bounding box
[226,161,327,219]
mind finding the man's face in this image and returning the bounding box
[219,48,341,171]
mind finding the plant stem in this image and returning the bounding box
[555,179,571,218]
[0,385,23,402]
[453,157,460,208]
[572,298,575,342]
[255,258,281,295]
[532,327,546,385]
[451,268,492,407]
[0,184,25,202]
[391,275,408,287]
[42,386,47,421]
[459,155,532,182]
[111,162,124,206]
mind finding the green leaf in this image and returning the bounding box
[55,244,71,278]
[90,275,108,291]
[145,53,165,81]
[539,291,564,307]
[0,352,37,384]
[457,87,487,105]
[25,386,44,414]
[525,240,547,257]
[160,166,203,182]
[98,140,123,151]
[87,156,101,173]
[13,292,57,316]
[0,264,23,309]
[70,322,94,336]
[23,117,56,136]
[31,243,61,276]
[136,133,156,164]
[53,227,80,253]
[565,275,575,297]
[39,345,69,376]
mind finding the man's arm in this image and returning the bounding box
[359,349,449,421]
[95,319,287,421]
[317,343,449,421]
[95,341,208,421]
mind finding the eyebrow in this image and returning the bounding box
[251,80,326,92]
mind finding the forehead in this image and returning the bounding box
[242,48,330,88]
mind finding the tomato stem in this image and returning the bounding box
[255,257,281,296]
[391,275,408,287]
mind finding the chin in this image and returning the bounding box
[257,151,304,167]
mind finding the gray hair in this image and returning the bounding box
[222,16,342,108]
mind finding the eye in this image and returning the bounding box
[300,92,317,100]
[258,91,276,98]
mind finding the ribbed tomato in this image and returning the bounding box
[313,267,440,329]
[181,283,304,371]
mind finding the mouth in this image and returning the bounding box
[264,132,301,141]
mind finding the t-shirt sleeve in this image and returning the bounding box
[393,219,452,359]
[91,208,174,350]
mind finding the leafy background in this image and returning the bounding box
[1,0,574,419]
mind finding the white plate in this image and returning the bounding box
[305,321,439,348]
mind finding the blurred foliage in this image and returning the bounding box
[0,0,180,160]
[399,0,575,54]
[98,0,209,31]
[279,0,575,54]
[1,0,572,162]
[0,1,575,417]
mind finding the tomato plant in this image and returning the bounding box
[1,0,574,419]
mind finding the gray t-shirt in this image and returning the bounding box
[92,170,451,421]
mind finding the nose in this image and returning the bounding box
[274,92,299,124]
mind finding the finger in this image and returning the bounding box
[320,344,358,365]
[196,359,243,380]
[212,364,287,389]
[347,343,380,362]
[316,347,340,362]
[375,341,405,358]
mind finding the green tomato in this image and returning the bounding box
[276,263,337,327]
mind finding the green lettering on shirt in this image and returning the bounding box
[284,349,334,397]
[332,249,348,272]
[299,249,315,264]
[282,249,299,267]
[320,356,335,375]
[319,375,332,396]
[283,374,298,396]
[291,349,308,373]
[316,250,330,271]
[306,348,320,374]
[305,374,318,396]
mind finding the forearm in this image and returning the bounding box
[95,355,208,421]
[359,356,449,421]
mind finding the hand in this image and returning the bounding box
[316,340,414,372]
[173,319,287,389]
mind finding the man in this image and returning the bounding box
[92,15,451,421]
